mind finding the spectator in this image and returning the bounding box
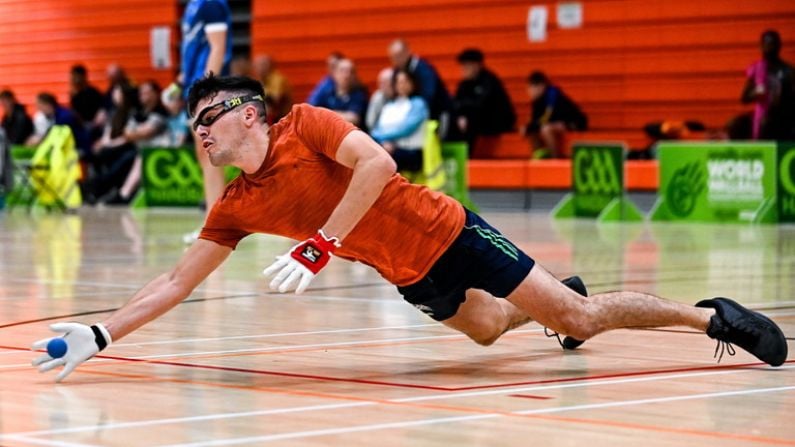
[365,67,394,131]
[741,29,795,140]
[69,64,104,128]
[84,84,139,203]
[453,48,516,156]
[179,0,233,241]
[253,54,293,122]
[523,71,587,159]
[28,93,90,157]
[370,69,429,173]
[307,51,344,105]
[106,80,170,204]
[0,90,34,145]
[230,55,251,77]
[161,89,190,148]
[310,58,368,127]
[388,39,452,130]
[101,63,132,120]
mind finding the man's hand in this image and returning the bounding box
[263,230,340,294]
[31,323,112,382]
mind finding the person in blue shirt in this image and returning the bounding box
[310,58,368,128]
[370,69,429,172]
[176,0,232,242]
[307,51,344,105]
[31,93,90,158]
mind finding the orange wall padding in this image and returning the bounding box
[0,0,177,112]
[252,0,795,142]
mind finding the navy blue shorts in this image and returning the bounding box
[397,209,535,321]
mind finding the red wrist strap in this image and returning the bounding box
[290,231,340,274]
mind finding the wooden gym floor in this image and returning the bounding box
[0,207,793,446]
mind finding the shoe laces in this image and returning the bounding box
[544,327,565,349]
[712,340,736,363]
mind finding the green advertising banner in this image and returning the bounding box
[651,142,778,223]
[778,142,795,223]
[553,143,643,222]
[137,147,238,207]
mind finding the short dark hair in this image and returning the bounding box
[187,74,267,120]
[0,89,15,101]
[457,48,484,64]
[36,92,58,107]
[527,71,549,85]
[71,64,88,76]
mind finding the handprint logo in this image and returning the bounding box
[667,161,705,217]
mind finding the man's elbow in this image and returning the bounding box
[374,150,397,176]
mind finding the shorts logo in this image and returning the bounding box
[466,225,519,261]
[300,245,322,264]
[413,304,435,317]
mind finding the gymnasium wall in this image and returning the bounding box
[252,0,795,147]
[0,0,177,109]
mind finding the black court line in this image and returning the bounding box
[0,282,387,329]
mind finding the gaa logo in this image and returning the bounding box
[574,148,621,195]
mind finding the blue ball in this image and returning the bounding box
[47,338,68,358]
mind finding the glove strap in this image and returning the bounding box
[290,230,340,274]
[91,323,112,351]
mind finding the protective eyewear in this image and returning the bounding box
[192,94,264,131]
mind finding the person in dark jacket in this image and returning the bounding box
[0,90,34,145]
[453,48,516,157]
[524,71,587,158]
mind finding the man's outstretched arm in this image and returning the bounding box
[103,239,232,341]
[32,239,232,381]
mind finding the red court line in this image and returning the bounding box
[90,356,795,392]
[67,369,795,446]
[5,344,792,392]
[53,369,795,446]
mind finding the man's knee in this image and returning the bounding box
[457,317,505,346]
[557,307,600,341]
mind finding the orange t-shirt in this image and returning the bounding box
[199,104,465,286]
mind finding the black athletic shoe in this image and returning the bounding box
[696,297,788,367]
[545,276,588,350]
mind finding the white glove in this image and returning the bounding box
[262,230,340,294]
[263,254,316,294]
[31,322,112,382]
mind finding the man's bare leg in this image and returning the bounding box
[442,289,531,346]
[506,265,713,341]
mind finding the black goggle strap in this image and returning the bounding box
[192,94,265,130]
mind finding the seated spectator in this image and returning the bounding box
[310,58,368,127]
[69,64,105,139]
[366,67,394,131]
[388,39,452,133]
[0,90,34,145]
[523,71,587,159]
[370,69,429,172]
[230,55,252,77]
[253,54,293,122]
[101,63,133,121]
[740,29,795,140]
[307,51,344,104]
[83,84,139,203]
[106,80,170,204]
[453,48,516,157]
[161,88,190,148]
[28,93,91,157]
